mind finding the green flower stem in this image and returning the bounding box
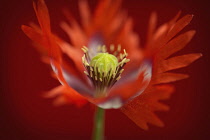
[92,107,105,140]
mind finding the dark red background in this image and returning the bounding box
[1,0,209,140]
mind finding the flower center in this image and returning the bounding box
[90,53,118,78]
[82,45,130,98]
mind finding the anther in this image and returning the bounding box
[116,76,121,81]
[100,78,103,82]
[119,69,124,73]
[84,71,89,75]
[102,45,107,52]
[117,45,121,52]
[110,44,114,52]
[123,49,127,56]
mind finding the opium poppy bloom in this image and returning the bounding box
[22,0,202,130]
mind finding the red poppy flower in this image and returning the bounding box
[22,0,202,130]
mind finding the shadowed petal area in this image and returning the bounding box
[110,60,152,101]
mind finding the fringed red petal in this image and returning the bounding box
[21,25,46,53]
[158,53,202,73]
[159,30,196,59]
[60,19,87,48]
[166,15,193,42]
[78,0,91,31]
[93,0,122,31]
[45,85,88,107]
[145,13,193,58]
[121,85,174,130]
[153,73,189,84]
[147,12,157,45]
[121,13,202,130]
[22,0,88,106]
[33,0,51,35]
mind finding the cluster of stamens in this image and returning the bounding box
[82,45,130,98]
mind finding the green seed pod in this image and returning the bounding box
[90,53,118,76]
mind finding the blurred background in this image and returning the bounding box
[1,0,209,140]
